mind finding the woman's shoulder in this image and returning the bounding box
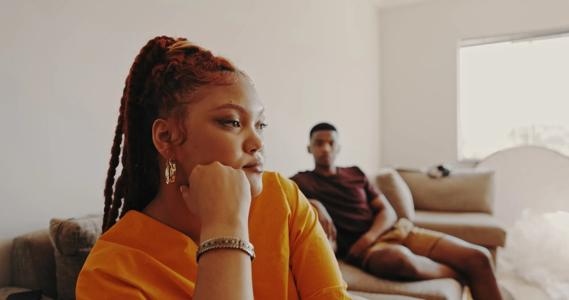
[260,171,307,212]
[83,211,198,272]
[262,171,300,196]
[78,235,197,298]
[80,236,145,277]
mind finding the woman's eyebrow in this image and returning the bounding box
[256,107,266,118]
[211,103,265,117]
[210,103,246,113]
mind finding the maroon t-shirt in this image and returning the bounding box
[291,166,380,256]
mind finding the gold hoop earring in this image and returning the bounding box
[165,159,177,184]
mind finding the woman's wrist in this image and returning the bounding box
[197,237,255,262]
[200,218,249,242]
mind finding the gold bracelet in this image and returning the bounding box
[196,237,255,262]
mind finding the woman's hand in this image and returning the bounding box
[180,161,251,241]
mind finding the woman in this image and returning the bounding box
[76,36,350,300]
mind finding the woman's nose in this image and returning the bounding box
[244,129,264,154]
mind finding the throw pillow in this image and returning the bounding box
[48,215,102,300]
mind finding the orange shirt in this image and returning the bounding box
[76,172,350,299]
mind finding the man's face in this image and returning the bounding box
[308,130,339,168]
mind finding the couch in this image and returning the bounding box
[0,168,506,300]
[339,168,507,299]
[389,168,506,262]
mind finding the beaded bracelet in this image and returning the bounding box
[196,237,255,262]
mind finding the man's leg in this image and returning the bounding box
[363,244,460,281]
[427,235,502,300]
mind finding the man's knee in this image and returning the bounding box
[462,246,494,275]
[366,245,419,279]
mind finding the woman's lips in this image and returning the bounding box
[243,163,264,173]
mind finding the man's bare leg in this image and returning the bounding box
[363,244,461,281]
[428,236,502,300]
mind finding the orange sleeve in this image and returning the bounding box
[76,268,148,300]
[283,176,351,300]
[76,241,196,300]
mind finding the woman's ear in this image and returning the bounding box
[152,118,175,158]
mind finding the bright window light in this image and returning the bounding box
[459,33,569,160]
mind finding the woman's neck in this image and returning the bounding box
[143,184,201,242]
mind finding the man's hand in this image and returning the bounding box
[347,232,377,261]
[308,199,337,251]
[346,194,398,261]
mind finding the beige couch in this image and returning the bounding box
[338,168,507,300]
[395,168,506,262]
[0,168,505,300]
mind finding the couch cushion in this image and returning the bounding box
[49,215,102,300]
[376,169,415,221]
[349,290,421,300]
[414,210,506,247]
[10,230,57,298]
[398,169,495,213]
[339,260,463,300]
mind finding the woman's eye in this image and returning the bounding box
[258,122,268,130]
[221,120,241,128]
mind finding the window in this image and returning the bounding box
[458,32,569,160]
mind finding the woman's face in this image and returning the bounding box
[173,76,266,197]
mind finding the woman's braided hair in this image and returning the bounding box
[103,36,238,232]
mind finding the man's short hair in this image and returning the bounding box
[309,122,337,138]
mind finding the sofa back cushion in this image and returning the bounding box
[376,168,415,221]
[49,215,102,300]
[398,169,495,213]
[10,230,57,298]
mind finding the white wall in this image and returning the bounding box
[380,0,569,168]
[0,0,381,239]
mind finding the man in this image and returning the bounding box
[291,122,502,300]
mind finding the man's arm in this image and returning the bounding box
[366,194,398,238]
[308,199,337,252]
[358,167,397,238]
[347,194,398,260]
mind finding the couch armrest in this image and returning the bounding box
[0,239,12,287]
[0,287,54,300]
[414,210,507,247]
[10,230,56,298]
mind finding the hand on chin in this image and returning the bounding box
[244,170,263,198]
